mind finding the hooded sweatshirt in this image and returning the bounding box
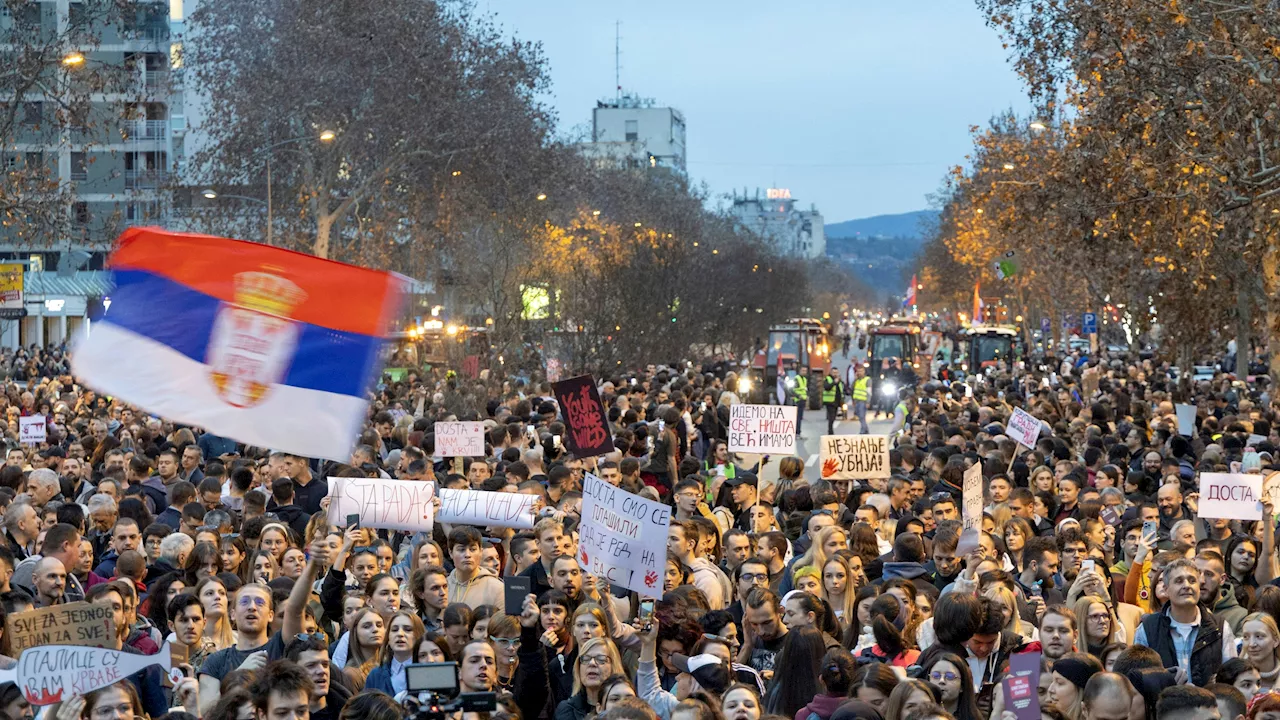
[447,566,503,609]
[687,557,732,609]
[794,694,847,720]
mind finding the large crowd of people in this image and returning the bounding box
[0,343,1273,720]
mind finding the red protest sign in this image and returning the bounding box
[553,375,613,458]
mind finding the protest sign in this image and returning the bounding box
[579,472,670,596]
[1265,472,1280,513]
[819,435,890,480]
[437,487,538,530]
[7,602,115,654]
[18,416,44,445]
[553,374,613,458]
[1003,652,1042,720]
[325,476,436,533]
[434,422,486,457]
[955,460,985,555]
[1006,408,1043,449]
[1175,404,1196,437]
[17,643,171,705]
[1198,472,1263,521]
[727,404,797,455]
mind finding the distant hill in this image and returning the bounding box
[825,209,938,239]
[824,210,937,301]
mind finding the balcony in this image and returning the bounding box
[122,26,170,47]
[122,119,168,143]
[139,70,169,93]
[124,169,167,190]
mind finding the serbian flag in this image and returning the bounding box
[905,274,918,307]
[71,228,406,459]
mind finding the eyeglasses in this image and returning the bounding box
[929,492,953,502]
[490,636,521,648]
[930,671,959,682]
[295,632,327,643]
[810,509,834,517]
[740,573,767,583]
[581,655,611,667]
[238,596,268,609]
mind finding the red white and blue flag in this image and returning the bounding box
[71,228,406,459]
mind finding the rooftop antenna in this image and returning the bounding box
[615,20,622,100]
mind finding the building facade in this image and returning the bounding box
[0,0,183,348]
[580,93,686,173]
[728,188,826,260]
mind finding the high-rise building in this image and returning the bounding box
[579,93,686,173]
[0,0,180,346]
[728,188,826,260]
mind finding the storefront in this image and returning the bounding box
[8,272,113,349]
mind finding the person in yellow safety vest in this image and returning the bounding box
[822,367,845,435]
[850,364,870,434]
[792,366,809,438]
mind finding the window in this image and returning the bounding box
[24,152,42,169]
[73,202,89,225]
[2,155,16,171]
[71,152,88,181]
[22,102,42,126]
[625,119,638,142]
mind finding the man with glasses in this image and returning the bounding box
[728,560,770,626]
[198,583,286,715]
[672,479,703,523]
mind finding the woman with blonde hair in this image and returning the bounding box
[556,636,626,720]
[984,584,1037,641]
[1072,594,1123,657]
[1240,611,1280,692]
[822,555,857,631]
[791,526,848,581]
[1030,466,1056,495]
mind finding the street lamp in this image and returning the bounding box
[201,189,218,199]
[247,130,338,246]
[536,193,547,201]
[1029,121,1047,131]
[318,130,336,142]
[1002,163,1017,170]
[62,52,85,66]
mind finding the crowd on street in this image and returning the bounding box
[0,342,1273,720]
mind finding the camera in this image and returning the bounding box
[402,662,497,720]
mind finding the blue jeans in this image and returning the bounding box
[854,400,869,434]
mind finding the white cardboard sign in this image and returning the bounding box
[962,461,983,532]
[1198,472,1263,521]
[326,476,436,533]
[727,404,797,455]
[1175,404,1196,437]
[579,472,670,596]
[18,416,44,445]
[819,435,891,480]
[1007,408,1042,448]
[436,487,538,530]
[434,422,487,457]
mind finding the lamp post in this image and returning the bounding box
[207,131,335,245]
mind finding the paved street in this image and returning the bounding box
[784,350,897,481]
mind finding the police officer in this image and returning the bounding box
[849,365,870,434]
[792,366,809,438]
[822,367,844,435]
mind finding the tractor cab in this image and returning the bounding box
[748,318,831,408]
[962,326,1018,373]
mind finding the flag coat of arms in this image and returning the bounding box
[71,228,405,459]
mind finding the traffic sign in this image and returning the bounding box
[1082,312,1097,335]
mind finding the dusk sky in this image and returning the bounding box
[491,2,1033,224]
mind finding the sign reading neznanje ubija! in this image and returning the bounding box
[578,472,670,596]
[727,404,797,455]
[819,435,891,479]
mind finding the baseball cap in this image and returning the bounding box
[671,653,730,694]
[725,472,758,488]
